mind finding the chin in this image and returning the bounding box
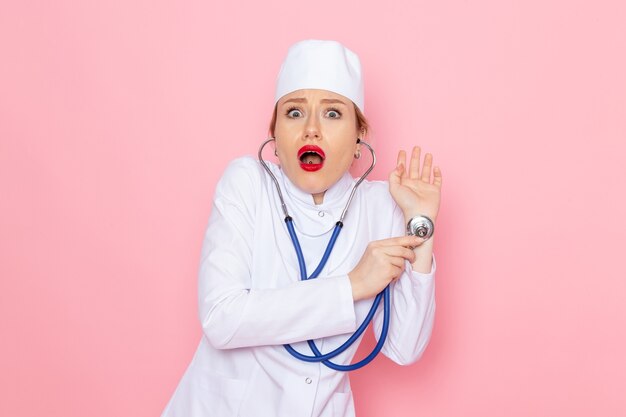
[282,163,341,196]
[295,178,328,195]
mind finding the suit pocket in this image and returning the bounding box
[200,373,247,415]
[331,391,354,417]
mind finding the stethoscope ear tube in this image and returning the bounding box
[258,138,290,218]
[259,138,389,371]
[258,137,376,222]
[339,139,376,223]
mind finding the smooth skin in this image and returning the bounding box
[274,89,361,203]
[273,89,442,301]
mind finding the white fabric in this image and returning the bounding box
[161,156,436,417]
[274,40,365,112]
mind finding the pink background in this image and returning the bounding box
[1,1,625,416]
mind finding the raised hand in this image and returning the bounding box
[388,146,442,222]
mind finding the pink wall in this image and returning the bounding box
[1,1,625,416]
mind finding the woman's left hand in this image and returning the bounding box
[389,146,442,222]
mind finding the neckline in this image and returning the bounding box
[265,161,356,237]
[269,163,355,211]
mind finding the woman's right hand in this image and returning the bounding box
[348,235,424,301]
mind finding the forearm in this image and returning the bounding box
[411,236,434,273]
[200,275,357,349]
[373,259,436,365]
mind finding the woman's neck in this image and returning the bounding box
[312,191,325,205]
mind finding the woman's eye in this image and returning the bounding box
[326,109,341,118]
[287,109,302,118]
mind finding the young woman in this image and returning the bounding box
[162,39,442,417]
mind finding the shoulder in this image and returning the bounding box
[215,155,265,203]
[358,179,397,209]
[220,155,264,179]
[356,178,404,231]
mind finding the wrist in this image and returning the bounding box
[347,272,363,301]
[403,211,437,224]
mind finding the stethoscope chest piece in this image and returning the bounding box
[407,215,434,240]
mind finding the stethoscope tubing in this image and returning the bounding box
[283,219,390,370]
[258,138,390,371]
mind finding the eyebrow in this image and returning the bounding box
[282,97,349,106]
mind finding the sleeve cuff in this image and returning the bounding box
[331,275,357,332]
[409,253,437,278]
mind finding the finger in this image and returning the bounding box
[391,264,404,280]
[377,235,423,248]
[409,146,421,179]
[396,150,407,178]
[389,150,407,185]
[421,153,433,183]
[389,256,406,269]
[433,166,442,187]
[384,246,416,263]
[410,237,428,248]
[389,163,400,186]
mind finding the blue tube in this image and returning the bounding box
[283,218,390,371]
[307,287,390,371]
[284,291,382,361]
[309,223,343,280]
[284,216,307,281]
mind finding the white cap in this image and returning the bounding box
[274,40,365,112]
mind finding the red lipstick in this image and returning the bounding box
[298,145,325,172]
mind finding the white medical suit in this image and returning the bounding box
[161,156,436,417]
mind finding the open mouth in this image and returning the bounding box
[298,145,325,172]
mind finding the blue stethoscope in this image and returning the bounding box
[258,138,390,372]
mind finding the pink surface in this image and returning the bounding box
[1,1,625,416]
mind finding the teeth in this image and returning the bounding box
[300,151,323,165]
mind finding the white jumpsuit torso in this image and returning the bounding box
[161,156,436,417]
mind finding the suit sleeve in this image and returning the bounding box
[197,158,357,349]
[371,203,436,365]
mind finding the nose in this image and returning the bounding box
[304,115,321,140]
